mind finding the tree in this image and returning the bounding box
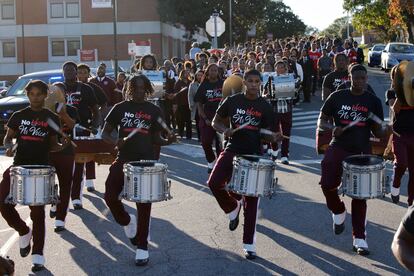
[389,0,414,43]
[157,0,308,44]
[259,1,306,39]
[320,16,354,39]
[343,0,398,41]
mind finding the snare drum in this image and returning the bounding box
[341,155,389,199]
[8,165,57,206]
[228,155,277,198]
[122,161,172,203]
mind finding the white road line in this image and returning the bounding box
[290,135,315,149]
[292,121,316,127]
[293,115,318,122]
[0,217,32,256]
[292,110,320,115]
[293,125,317,130]
[292,107,303,111]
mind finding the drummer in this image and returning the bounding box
[101,74,176,266]
[317,64,387,255]
[0,80,69,272]
[208,69,281,259]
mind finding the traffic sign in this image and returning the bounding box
[206,16,225,37]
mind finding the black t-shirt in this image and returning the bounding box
[7,107,60,165]
[58,104,80,155]
[194,79,224,120]
[321,89,384,153]
[63,82,98,127]
[323,70,349,92]
[86,82,108,106]
[105,100,163,161]
[216,93,275,155]
[403,205,414,235]
[385,88,414,134]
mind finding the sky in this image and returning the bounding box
[281,0,347,31]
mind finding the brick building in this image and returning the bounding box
[0,0,208,81]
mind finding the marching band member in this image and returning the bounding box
[209,69,281,259]
[392,205,414,271]
[322,53,349,101]
[387,63,414,206]
[317,65,387,255]
[48,82,79,232]
[61,62,100,210]
[102,74,175,266]
[0,80,69,272]
[77,63,108,193]
[268,61,293,164]
[195,64,224,173]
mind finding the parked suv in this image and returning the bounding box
[0,70,63,142]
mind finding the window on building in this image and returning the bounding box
[67,40,80,56]
[1,1,14,20]
[2,41,15,58]
[51,38,80,57]
[49,0,79,19]
[50,3,64,18]
[51,40,65,56]
[66,2,79,18]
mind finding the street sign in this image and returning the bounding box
[80,49,96,62]
[134,40,151,57]
[91,0,112,8]
[128,42,136,56]
[206,16,225,37]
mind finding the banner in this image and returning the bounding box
[80,49,96,62]
[91,0,112,8]
[134,41,151,57]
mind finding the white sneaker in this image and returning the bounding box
[353,238,370,255]
[333,210,346,225]
[124,214,137,239]
[85,179,95,188]
[135,249,149,266]
[32,254,45,265]
[391,187,400,196]
[19,228,32,249]
[207,160,216,174]
[280,157,289,165]
[55,220,65,227]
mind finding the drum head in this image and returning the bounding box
[344,155,383,166]
[240,155,262,162]
[20,165,52,170]
[129,161,156,167]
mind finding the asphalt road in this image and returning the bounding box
[0,67,411,275]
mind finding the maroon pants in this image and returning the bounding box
[50,152,74,221]
[104,159,152,250]
[71,160,96,201]
[199,118,222,163]
[271,111,292,157]
[320,145,367,239]
[85,161,96,180]
[0,167,44,255]
[208,151,258,245]
[392,133,414,205]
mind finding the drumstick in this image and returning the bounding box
[56,103,64,113]
[47,118,77,148]
[233,122,250,133]
[126,128,140,140]
[75,124,93,133]
[12,143,18,153]
[156,117,173,135]
[342,118,362,132]
[259,129,290,139]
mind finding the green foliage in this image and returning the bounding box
[320,16,354,39]
[343,0,398,41]
[157,0,307,44]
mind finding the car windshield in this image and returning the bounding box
[390,44,414,53]
[6,75,63,96]
[373,45,385,51]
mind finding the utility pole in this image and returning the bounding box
[112,0,118,77]
[229,0,232,47]
[21,0,26,74]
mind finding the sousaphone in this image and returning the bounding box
[45,83,66,113]
[394,60,414,107]
[222,74,245,99]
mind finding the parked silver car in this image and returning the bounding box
[381,42,414,71]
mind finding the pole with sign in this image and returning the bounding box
[206,14,225,49]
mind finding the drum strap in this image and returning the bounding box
[276,98,288,113]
